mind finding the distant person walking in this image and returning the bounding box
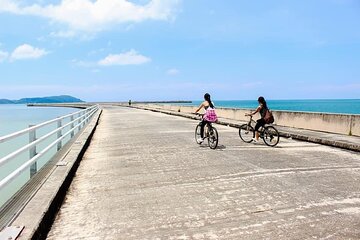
[128,100,131,106]
[246,96,272,142]
[194,93,218,143]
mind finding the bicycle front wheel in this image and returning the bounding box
[208,127,219,149]
[239,124,255,143]
[263,126,280,147]
[195,123,202,144]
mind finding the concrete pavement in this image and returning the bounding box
[47,106,360,239]
[130,104,360,152]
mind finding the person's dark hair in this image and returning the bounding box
[204,93,214,108]
[258,96,267,109]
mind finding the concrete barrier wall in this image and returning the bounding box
[352,115,360,136]
[137,104,360,136]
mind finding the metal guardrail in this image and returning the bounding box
[0,105,99,193]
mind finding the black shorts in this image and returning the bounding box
[255,118,266,131]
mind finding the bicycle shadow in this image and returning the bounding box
[216,145,226,150]
[198,144,226,150]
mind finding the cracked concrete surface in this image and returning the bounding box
[47,106,360,239]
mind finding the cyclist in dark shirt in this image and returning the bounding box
[246,96,268,142]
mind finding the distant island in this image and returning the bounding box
[0,95,83,104]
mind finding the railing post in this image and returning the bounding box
[86,109,91,123]
[78,112,82,131]
[70,115,74,138]
[87,108,90,123]
[85,108,88,124]
[83,110,86,126]
[57,119,62,151]
[29,125,37,178]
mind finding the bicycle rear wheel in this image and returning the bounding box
[263,125,280,147]
[195,123,202,144]
[208,126,218,149]
[239,124,255,143]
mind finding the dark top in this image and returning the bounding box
[259,105,268,118]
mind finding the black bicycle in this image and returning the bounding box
[195,115,219,149]
[239,115,280,147]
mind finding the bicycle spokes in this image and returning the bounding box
[208,127,219,149]
[263,126,279,147]
[239,124,255,143]
[195,122,218,149]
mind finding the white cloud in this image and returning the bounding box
[10,44,49,61]
[0,50,8,62]
[167,68,179,75]
[0,0,181,33]
[50,30,77,38]
[71,59,95,68]
[98,49,150,66]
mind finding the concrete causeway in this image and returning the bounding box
[43,105,360,239]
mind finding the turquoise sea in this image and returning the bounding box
[0,105,78,208]
[0,104,78,136]
[184,99,360,114]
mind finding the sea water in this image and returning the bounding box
[184,99,360,114]
[0,105,78,207]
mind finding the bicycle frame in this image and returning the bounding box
[194,113,219,149]
[239,115,280,147]
[246,116,262,132]
[198,120,213,139]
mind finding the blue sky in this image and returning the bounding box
[0,0,359,102]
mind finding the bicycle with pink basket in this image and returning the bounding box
[194,110,219,149]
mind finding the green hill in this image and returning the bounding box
[0,95,84,104]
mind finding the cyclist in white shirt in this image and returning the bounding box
[194,93,217,143]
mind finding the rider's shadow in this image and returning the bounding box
[199,144,226,150]
[216,145,226,150]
